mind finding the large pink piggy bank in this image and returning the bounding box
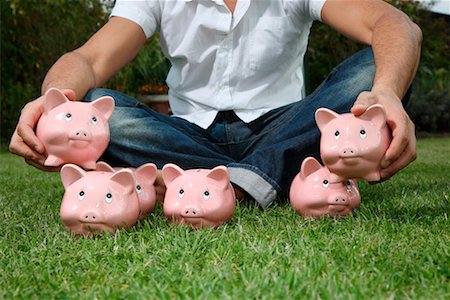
[162,164,236,228]
[315,104,391,182]
[290,157,360,218]
[36,88,114,170]
[60,164,140,236]
[96,161,158,219]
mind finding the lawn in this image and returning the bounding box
[0,137,448,299]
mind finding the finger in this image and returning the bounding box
[16,100,46,153]
[10,139,47,168]
[9,130,44,160]
[62,89,76,101]
[381,121,417,179]
[380,140,417,181]
[16,121,45,154]
[25,158,61,172]
[381,118,414,168]
[351,91,376,116]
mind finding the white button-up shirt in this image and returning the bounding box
[111,0,326,129]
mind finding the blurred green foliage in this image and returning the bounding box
[1,0,449,145]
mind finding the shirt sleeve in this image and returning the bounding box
[110,0,161,38]
[285,0,328,22]
[307,0,327,21]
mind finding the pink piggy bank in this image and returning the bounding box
[290,157,360,218]
[36,88,114,170]
[315,104,391,182]
[162,164,236,228]
[60,164,140,236]
[96,161,158,219]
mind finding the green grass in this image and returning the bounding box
[1,138,449,299]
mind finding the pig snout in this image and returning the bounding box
[81,211,102,223]
[328,194,349,206]
[340,147,358,158]
[181,205,203,218]
[69,129,91,141]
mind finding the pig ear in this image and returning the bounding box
[300,157,322,180]
[109,169,135,195]
[359,104,387,128]
[315,108,339,131]
[44,88,69,114]
[206,166,230,190]
[96,161,115,172]
[90,96,115,120]
[60,164,86,189]
[135,163,158,185]
[162,163,185,185]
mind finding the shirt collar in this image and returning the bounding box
[179,0,252,30]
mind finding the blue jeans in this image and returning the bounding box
[84,48,387,208]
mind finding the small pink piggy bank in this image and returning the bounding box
[315,104,391,182]
[290,157,360,218]
[162,164,235,228]
[96,161,158,219]
[36,88,114,170]
[60,164,140,236]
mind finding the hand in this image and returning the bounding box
[9,89,76,171]
[351,89,417,182]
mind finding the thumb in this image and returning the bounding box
[62,89,77,101]
[351,91,376,116]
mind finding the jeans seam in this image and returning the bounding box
[227,163,282,194]
[227,164,280,208]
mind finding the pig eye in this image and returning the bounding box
[105,193,113,203]
[65,113,72,122]
[359,129,367,139]
[322,180,329,188]
[178,188,185,199]
[91,116,98,125]
[202,190,210,201]
[136,185,142,194]
[345,180,354,191]
[334,130,340,140]
[78,190,85,201]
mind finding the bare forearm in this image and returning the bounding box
[322,0,422,99]
[371,12,422,98]
[41,50,98,99]
[41,17,147,99]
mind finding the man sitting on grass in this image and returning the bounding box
[9,0,421,208]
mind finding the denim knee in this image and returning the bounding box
[331,48,376,97]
